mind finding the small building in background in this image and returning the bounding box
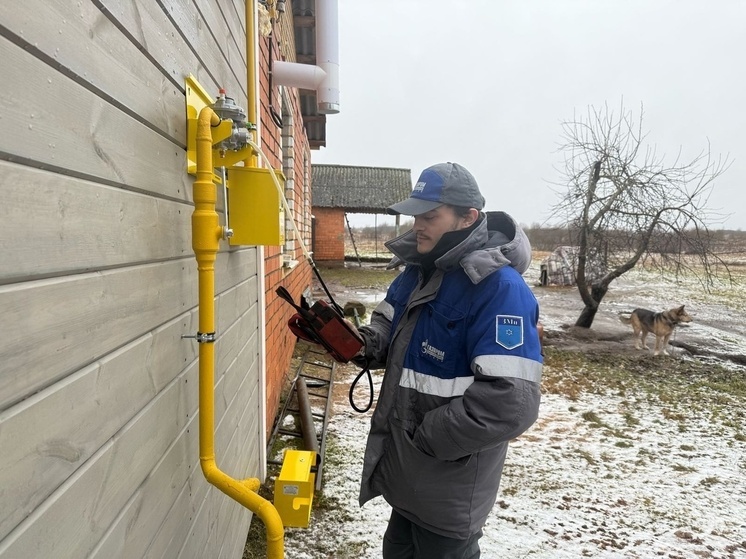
[540,246,606,286]
[311,164,412,262]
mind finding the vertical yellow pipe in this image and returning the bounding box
[246,0,259,167]
[194,106,284,558]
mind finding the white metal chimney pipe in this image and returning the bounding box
[271,0,340,114]
[272,60,326,91]
[314,0,339,114]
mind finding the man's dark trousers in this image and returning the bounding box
[382,509,481,559]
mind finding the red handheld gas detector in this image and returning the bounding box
[276,286,364,364]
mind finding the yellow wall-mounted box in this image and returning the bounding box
[274,449,316,528]
[227,167,286,246]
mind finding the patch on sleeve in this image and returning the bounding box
[496,315,524,350]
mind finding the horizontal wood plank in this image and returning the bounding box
[0,0,185,143]
[0,36,192,202]
[213,368,262,559]
[88,411,202,559]
[229,0,246,34]
[160,0,247,99]
[0,161,196,284]
[0,310,198,541]
[93,330,260,559]
[0,248,258,410]
[180,346,261,558]
[0,361,199,558]
[145,351,260,559]
[97,0,245,101]
[216,0,248,63]
[139,457,211,559]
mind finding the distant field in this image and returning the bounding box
[344,236,394,260]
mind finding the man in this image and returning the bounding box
[355,162,543,558]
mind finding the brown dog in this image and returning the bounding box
[620,305,692,356]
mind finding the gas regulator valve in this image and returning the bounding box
[211,89,253,152]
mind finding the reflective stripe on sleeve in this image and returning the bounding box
[472,354,543,383]
[373,299,395,321]
[399,368,474,398]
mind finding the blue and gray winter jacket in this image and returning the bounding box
[357,211,542,539]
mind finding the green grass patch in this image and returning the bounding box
[623,412,640,427]
[581,410,603,425]
[542,348,745,431]
[314,265,401,290]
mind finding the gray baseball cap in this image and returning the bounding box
[387,162,485,216]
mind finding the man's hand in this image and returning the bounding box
[343,318,366,357]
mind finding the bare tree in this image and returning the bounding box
[552,102,731,328]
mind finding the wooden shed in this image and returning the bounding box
[311,164,413,261]
[540,246,606,286]
[0,1,333,557]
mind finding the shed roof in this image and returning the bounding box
[312,164,412,213]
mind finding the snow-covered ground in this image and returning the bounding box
[280,363,745,558]
[271,262,746,558]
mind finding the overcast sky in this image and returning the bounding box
[311,0,746,230]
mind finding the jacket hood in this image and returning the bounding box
[385,211,532,284]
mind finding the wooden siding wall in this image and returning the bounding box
[0,1,312,558]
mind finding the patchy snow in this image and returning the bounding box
[489,392,744,558]
[273,263,746,558]
[280,364,745,558]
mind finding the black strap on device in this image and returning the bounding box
[276,265,374,412]
[349,361,373,413]
[310,261,344,315]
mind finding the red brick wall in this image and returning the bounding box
[263,246,311,433]
[312,207,346,261]
[258,26,314,434]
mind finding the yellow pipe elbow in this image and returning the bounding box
[193,104,285,558]
[200,460,284,556]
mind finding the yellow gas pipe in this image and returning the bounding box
[193,106,284,558]
[245,0,258,168]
